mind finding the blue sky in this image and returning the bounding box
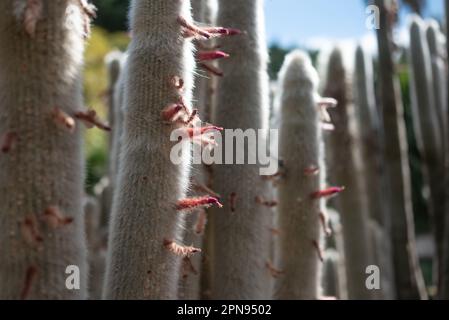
[264,0,444,48]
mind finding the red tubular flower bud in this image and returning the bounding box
[21,215,43,249]
[181,256,198,279]
[195,210,207,235]
[74,109,111,132]
[161,104,183,122]
[191,179,220,198]
[310,186,345,199]
[178,16,211,39]
[42,206,74,229]
[203,27,243,36]
[303,166,320,176]
[266,261,284,278]
[20,265,38,300]
[170,75,184,90]
[52,107,76,132]
[177,196,223,211]
[198,50,230,62]
[269,227,281,236]
[255,196,278,208]
[229,192,237,213]
[1,131,18,153]
[185,126,223,138]
[163,239,201,258]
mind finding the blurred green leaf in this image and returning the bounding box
[83,27,130,193]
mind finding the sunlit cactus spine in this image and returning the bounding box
[374,0,427,300]
[0,0,95,299]
[103,0,198,299]
[209,0,273,299]
[321,46,375,299]
[274,50,325,299]
[353,45,395,299]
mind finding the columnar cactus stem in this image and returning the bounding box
[409,16,444,186]
[409,16,446,291]
[374,0,427,300]
[209,0,272,299]
[322,47,374,300]
[0,0,91,299]
[443,0,449,299]
[105,51,123,164]
[109,54,126,188]
[354,45,395,299]
[326,209,348,300]
[104,51,122,174]
[368,219,394,299]
[103,0,197,299]
[274,51,325,299]
[180,0,217,300]
[425,21,448,293]
[101,54,128,231]
[322,249,340,299]
[354,46,387,227]
[426,21,447,141]
[84,196,105,300]
[98,51,123,234]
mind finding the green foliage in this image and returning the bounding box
[84,27,130,193]
[93,0,131,32]
[269,44,290,79]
